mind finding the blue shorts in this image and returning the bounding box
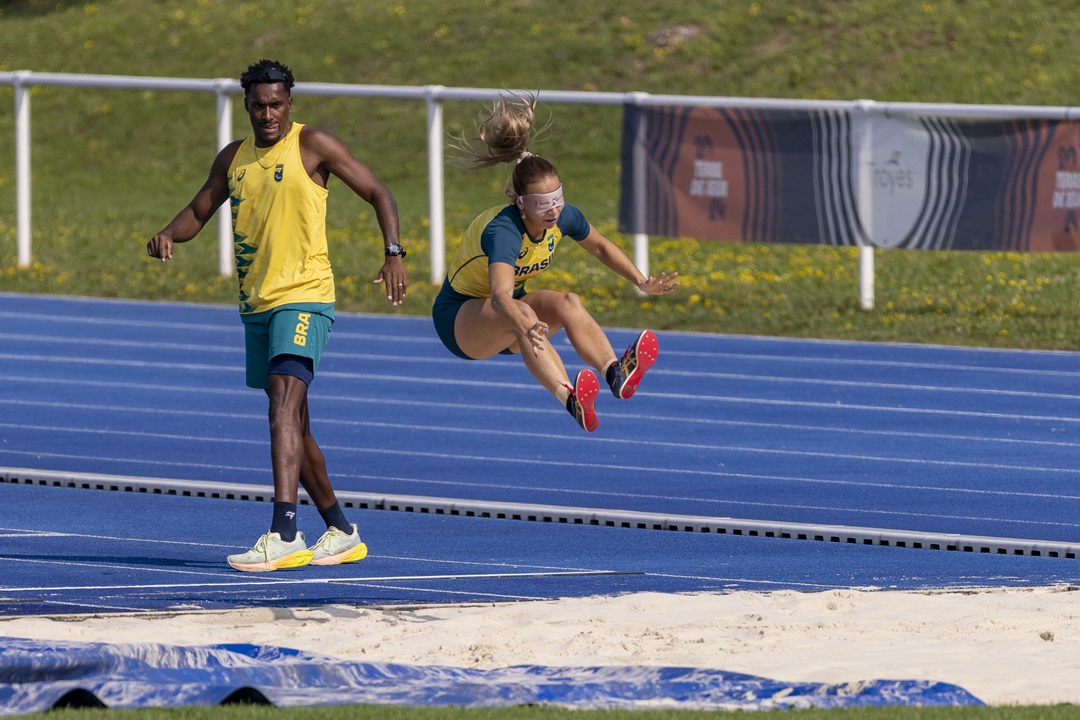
[241,303,334,389]
[432,278,519,359]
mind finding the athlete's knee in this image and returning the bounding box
[514,298,542,324]
[552,291,588,319]
[266,375,307,423]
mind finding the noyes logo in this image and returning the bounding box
[815,111,970,249]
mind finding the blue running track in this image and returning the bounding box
[2,290,1079,614]
[2,291,1078,712]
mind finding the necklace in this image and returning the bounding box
[254,127,289,170]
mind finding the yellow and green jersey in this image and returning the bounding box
[445,204,591,298]
[227,122,334,315]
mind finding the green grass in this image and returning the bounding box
[17,705,1080,720]
[3,2,1080,718]
[3,0,1080,348]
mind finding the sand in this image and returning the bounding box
[2,586,1079,707]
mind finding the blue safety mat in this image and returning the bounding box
[0,637,983,713]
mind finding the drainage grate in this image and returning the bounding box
[3,467,1077,559]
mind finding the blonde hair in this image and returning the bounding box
[452,93,558,196]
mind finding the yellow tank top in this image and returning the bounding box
[227,122,334,314]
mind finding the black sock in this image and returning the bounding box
[270,501,298,543]
[318,501,352,533]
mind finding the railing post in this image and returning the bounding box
[215,81,234,277]
[627,91,650,289]
[425,85,446,284]
[860,246,874,310]
[854,99,876,310]
[14,71,31,268]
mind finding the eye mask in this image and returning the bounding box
[518,185,565,214]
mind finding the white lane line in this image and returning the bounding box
[335,472,1080,510]
[6,414,1080,480]
[6,396,1080,453]
[0,598,149,613]
[7,305,1075,374]
[0,556,244,581]
[6,461,1080,533]
[317,440,1080,479]
[9,347,1080,402]
[9,366,1080,427]
[663,348,1080,379]
[0,526,237,549]
[0,353,238,373]
[0,309,442,345]
[8,390,1080,453]
[6,441,1080,512]
[3,570,637,594]
[0,448,261,473]
[644,572,863,590]
[325,584,550,601]
[657,370,1080,401]
[5,333,457,361]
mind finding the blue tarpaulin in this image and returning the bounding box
[0,637,983,714]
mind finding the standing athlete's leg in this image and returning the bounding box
[266,372,310,531]
[226,372,314,572]
[266,373,311,504]
[227,313,315,572]
[293,392,367,565]
[294,392,334,507]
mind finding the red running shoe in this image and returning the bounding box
[608,329,658,399]
[567,368,599,432]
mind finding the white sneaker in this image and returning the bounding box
[309,524,368,566]
[226,532,313,572]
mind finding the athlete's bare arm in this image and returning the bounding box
[299,126,406,305]
[147,141,241,261]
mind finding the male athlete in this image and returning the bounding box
[147,59,407,571]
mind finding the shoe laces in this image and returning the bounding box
[620,345,637,373]
[315,527,347,549]
[609,359,626,385]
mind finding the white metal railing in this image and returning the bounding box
[4,71,1080,308]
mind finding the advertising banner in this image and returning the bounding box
[619,104,1080,251]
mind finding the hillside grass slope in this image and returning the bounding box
[1,0,1079,348]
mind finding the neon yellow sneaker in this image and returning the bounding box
[226,532,313,572]
[309,524,368,566]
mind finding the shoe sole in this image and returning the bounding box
[228,548,314,573]
[574,369,600,432]
[617,330,659,399]
[310,541,369,566]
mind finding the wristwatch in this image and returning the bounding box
[384,243,407,258]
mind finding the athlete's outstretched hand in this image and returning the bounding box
[147,234,174,262]
[374,257,408,306]
[638,271,680,295]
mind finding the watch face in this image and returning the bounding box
[386,244,403,255]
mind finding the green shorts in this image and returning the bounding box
[241,303,334,389]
